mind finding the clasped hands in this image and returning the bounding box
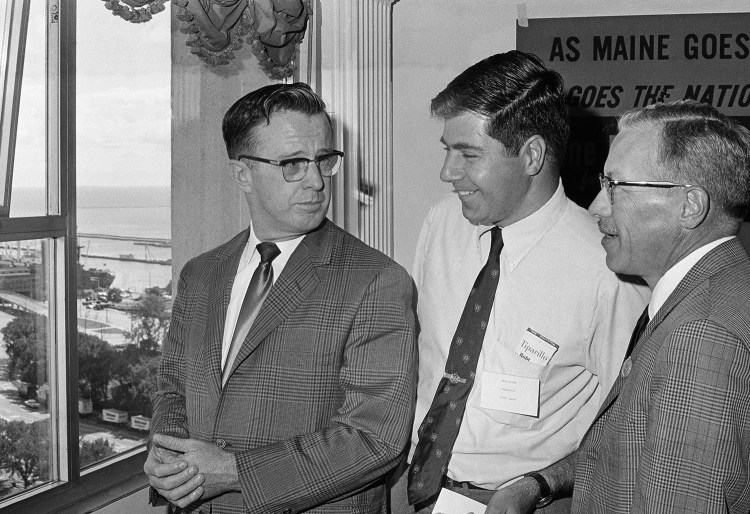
[144,434,240,509]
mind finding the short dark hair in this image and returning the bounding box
[222,82,330,159]
[619,100,750,221]
[431,51,570,167]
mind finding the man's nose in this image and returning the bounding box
[588,188,611,218]
[440,155,464,183]
[301,162,325,190]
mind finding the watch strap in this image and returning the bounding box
[524,471,554,508]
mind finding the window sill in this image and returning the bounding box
[1,449,149,514]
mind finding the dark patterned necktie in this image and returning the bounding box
[624,306,650,359]
[408,227,503,506]
[222,242,280,386]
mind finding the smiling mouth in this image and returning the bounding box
[599,228,618,239]
[455,190,477,197]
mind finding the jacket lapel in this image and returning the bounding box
[225,221,334,381]
[203,229,250,402]
[593,239,744,421]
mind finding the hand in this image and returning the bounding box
[144,440,206,508]
[152,434,240,499]
[484,478,539,514]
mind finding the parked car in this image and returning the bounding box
[24,399,40,409]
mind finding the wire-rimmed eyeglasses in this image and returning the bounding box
[598,173,694,204]
[237,151,344,183]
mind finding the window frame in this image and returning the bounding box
[0,2,149,512]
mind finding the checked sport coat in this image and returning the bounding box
[573,238,750,513]
[150,219,417,514]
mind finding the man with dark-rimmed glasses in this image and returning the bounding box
[144,82,417,513]
[526,100,750,514]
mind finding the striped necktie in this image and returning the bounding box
[222,242,280,386]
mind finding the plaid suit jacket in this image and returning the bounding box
[150,219,417,514]
[572,238,750,513]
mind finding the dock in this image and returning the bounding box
[78,233,171,248]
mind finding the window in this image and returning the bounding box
[0,1,170,511]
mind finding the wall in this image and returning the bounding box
[91,487,152,513]
[392,0,750,270]
[170,12,273,281]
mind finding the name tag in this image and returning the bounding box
[480,371,540,417]
[514,328,558,366]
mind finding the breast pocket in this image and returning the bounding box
[474,342,553,430]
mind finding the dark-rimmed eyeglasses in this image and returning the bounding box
[598,173,694,204]
[238,151,344,183]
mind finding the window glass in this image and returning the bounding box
[75,2,171,469]
[7,1,47,217]
[0,238,55,500]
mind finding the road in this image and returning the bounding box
[76,299,133,346]
[0,291,134,347]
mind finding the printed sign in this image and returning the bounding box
[517,13,750,211]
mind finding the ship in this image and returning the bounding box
[76,244,115,290]
[78,265,115,290]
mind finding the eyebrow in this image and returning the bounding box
[275,148,337,160]
[439,138,484,152]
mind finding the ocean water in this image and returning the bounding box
[10,187,172,292]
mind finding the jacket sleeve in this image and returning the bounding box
[150,263,193,440]
[633,319,750,513]
[233,264,417,513]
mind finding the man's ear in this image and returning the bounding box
[679,186,710,229]
[520,135,546,177]
[229,159,253,193]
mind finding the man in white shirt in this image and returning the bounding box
[390,51,649,513]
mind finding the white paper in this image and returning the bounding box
[433,487,486,514]
[480,371,540,417]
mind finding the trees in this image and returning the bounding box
[79,437,117,468]
[126,292,170,348]
[1,314,47,389]
[0,419,50,490]
[78,332,116,409]
[110,353,159,416]
[107,287,123,304]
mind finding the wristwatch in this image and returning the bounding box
[524,471,554,508]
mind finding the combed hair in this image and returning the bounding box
[431,51,570,167]
[619,100,750,221]
[222,82,330,159]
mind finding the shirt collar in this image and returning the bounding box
[649,236,735,318]
[477,180,567,269]
[241,224,304,270]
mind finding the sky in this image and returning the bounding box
[12,1,171,189]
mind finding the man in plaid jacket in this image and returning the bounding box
[488,101,750,513]
[143,83,417,513]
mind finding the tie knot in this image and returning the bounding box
[257,242,280,263]
[489,227,503,258]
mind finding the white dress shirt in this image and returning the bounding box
[410,181,650,489]
[220,226,303,370]
[649,236,735,318]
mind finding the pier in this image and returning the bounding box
[78,233,171,248]
[85,253,171,266]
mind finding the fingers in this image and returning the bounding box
[155,471,206,508]
[152,433,189,452]
[144,448,187,478]
[154,445,183,465]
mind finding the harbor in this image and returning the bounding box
[78,233,173,291]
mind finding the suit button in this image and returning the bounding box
[621,357,633,378]
[215,438,227,449]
